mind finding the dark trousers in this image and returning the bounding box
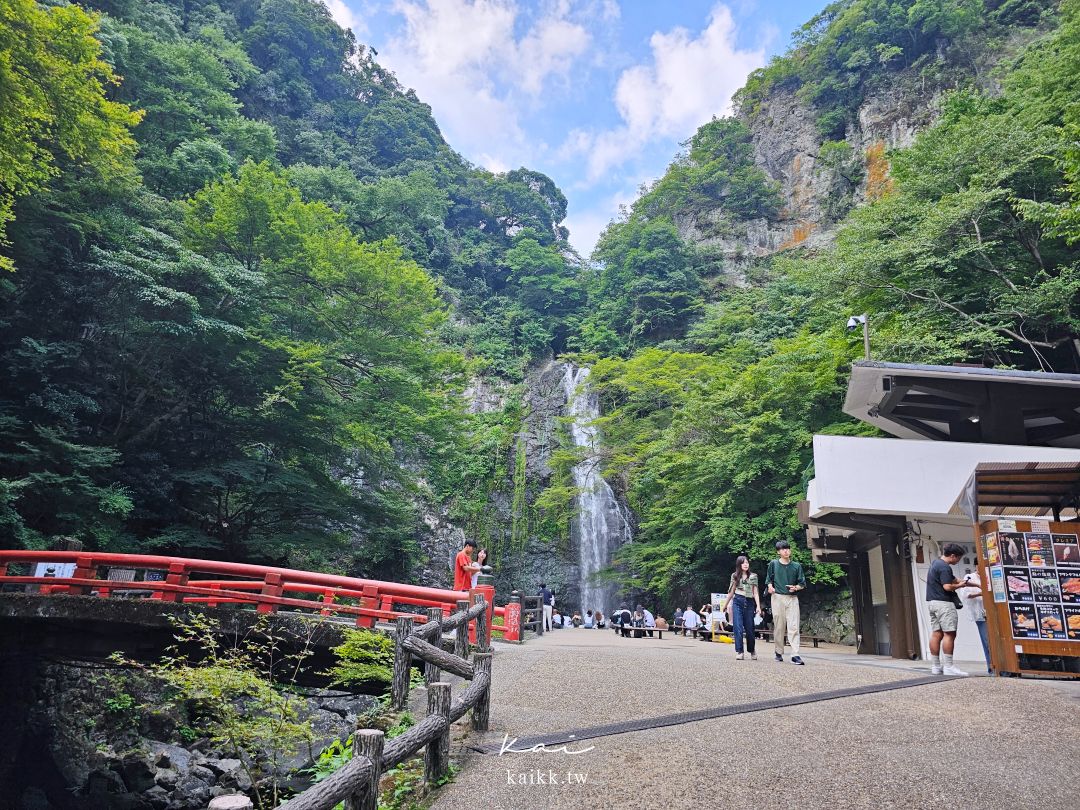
[732,595,756,654]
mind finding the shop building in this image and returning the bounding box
[802,362,1080,662]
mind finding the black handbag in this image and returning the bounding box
[950,590,964,610]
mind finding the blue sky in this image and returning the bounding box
[324,1,827,256]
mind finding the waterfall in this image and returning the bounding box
[562,363,632,616]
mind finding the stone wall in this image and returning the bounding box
[800,588,856,646]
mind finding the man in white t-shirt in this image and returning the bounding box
[680,604,700,636]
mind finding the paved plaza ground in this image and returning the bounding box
[429,628,1080,810]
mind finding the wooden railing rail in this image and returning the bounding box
[275,597,493,810]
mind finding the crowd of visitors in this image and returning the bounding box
[534,541,811,663]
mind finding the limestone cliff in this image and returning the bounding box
[677,25,1048,275]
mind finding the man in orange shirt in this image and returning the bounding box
[453,539,481,592]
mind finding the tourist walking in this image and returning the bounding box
[539,582,554,631]
[724,555,761,660]
[766,540,806,664]
[926,543,976,676]
[453,539,481,592]
[470,548,487,588]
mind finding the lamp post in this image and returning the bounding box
[847,314,870,360]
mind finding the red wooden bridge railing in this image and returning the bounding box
[0,550,513,643]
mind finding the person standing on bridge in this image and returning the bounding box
[766,540,806,665]
[539,582,554,631]
[470,547,488,588]
[454,539,481,592]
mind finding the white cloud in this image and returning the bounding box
[378,0,591,168]
[566,180,649,258]
[325,0,369,40]
[564,3,765,182]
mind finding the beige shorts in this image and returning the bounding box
[928,600,958,633]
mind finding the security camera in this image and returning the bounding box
[846,314,866,331]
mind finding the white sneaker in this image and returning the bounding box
[942,665,969,677]
[735,653,744,660]
[931,665,943,675]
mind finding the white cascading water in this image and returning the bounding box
[562,363,632,615]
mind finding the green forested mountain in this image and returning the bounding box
[0,0,584,574]
[579,0,1080,601]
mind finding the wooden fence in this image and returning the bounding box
[275,593,492,810]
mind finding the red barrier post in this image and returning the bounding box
[468,585,495,647]
[321,589,335,616]
[503,601,521,642]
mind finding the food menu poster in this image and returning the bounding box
[985,529,1080,641]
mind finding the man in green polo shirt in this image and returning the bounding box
[766,540,807,665]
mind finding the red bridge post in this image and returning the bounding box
[356,584,378,628]
[159,562,189,603]
[257,571,283,613]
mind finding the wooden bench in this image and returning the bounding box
[754,629,826,648]
[612,625,664,639]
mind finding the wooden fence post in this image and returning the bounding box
[471,651,492,732]
[391,616,414,710]
[454,599,469,660]
[473,593,490,652]
[424,607,442,686]
[425,682,451,785]
[347,728,384,810]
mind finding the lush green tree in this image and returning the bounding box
[0,0,140,270]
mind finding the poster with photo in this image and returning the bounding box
[990,566,1007,603]
[982,533,1000,566]
[1030,570,1062,603]
[999,533,1027,565]
[1005,567,1033,602]
[1036,604,1067,641]
[1063,605,1080,641]
[1059,571,1080,604]
[1009,604,1039,639]
[1024,533,1054,568]
[1053,534,1080,567]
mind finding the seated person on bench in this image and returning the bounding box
[680,604,700,636]
[639,604,656,637]
[611,605,632,636]
[698,603,726,640]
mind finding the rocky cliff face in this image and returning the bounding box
[678,30,1043,277]
[413,358,582,603]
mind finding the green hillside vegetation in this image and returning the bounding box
[580,0,1080,603]
[0,0,584,573]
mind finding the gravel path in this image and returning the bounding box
[428,629,1080,810]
